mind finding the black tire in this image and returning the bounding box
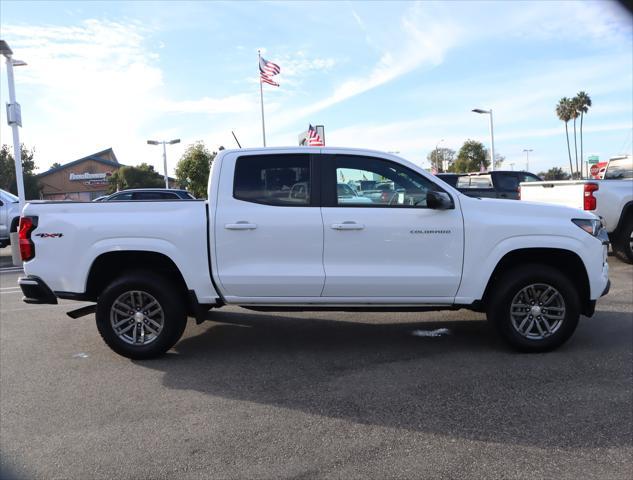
[612,217,633,264]
[96,271,187,359]
[487,265,581,352]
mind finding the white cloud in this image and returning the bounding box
[270,3,462,130]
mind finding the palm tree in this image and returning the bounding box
[556,97,574,177]
[575,91,592,178]
[570,97,581,178]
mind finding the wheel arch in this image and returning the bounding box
[85,250,190,310]
[614,201,633,233]
[9,216,20,233]
[481,248,592,316]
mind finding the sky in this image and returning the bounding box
[0,0,631,176]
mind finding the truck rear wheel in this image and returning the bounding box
[487,265,580,352]
[95,271,187,359]
[612,218,633,264]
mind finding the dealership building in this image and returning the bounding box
[37,148,122,201]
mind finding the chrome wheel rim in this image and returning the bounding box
[510,283,565,340]
[110,291,164,346]
[629,230,633,253]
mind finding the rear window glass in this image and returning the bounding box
[234,154,311,206]
[133,192,178,200]
[470,176,492,188]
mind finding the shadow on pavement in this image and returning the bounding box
[140,309,632,449]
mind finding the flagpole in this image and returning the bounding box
[258,50,266,147]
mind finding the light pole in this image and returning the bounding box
[1,40,27,210]
[435,139,444,172]
[472,108,496,172]
[147,139,180,188]
[523,149,533,172]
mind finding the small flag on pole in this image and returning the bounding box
[260,57,281,86]
[308,124,324,146]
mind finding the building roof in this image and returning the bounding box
[37,148,121,178]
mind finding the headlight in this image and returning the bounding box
[572,218,602,236]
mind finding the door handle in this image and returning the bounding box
[225,222,257,230]
[331,222,365,230]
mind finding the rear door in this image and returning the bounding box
[214,153,325,298]
[320,153,464,298]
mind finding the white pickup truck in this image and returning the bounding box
[519,156,633,264]
[17,147,610,359]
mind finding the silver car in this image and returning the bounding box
[0,189,21,248]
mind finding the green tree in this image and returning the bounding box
[426,147,455,173]
[175,142,219,199]
[556,97,575,179]
[108,163,164,193]
[0,144,40,199]
[50,162,62,169]
[449,140,488,173]
[575,91,592,178]
[537,167,571,180]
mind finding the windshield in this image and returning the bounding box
[604,158,633,180]
[0,189,19,203]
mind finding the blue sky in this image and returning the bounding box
[1,0,631,175]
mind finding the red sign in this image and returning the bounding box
[590,164,600,176]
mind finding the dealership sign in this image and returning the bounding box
[69,171,112,185]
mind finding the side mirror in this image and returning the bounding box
[426,191,453,210]
[0,200,4,206]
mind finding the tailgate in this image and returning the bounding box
[520,181,585,209]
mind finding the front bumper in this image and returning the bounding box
[18,276,58,304]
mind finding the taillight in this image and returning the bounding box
[18,216,37,261]
[583,183,598,211]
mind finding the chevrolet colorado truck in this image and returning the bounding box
[519,155,633,264]
[17,147,610,358]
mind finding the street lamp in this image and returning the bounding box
[1,40,28,210]
[435,138,444,172]
[523,149,533,172]
[147,138,180,188]
[472,108,496,172]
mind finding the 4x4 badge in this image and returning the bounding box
[35,233,63,238]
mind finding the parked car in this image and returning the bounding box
[603,155,633,180]
[455,171,542,199]
[18,147,609,359]
[337,183,373,204]
[103,189,195,201]
[520,156,633,263]
[0,189,20,248]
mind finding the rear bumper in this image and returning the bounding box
[18,276,58,304]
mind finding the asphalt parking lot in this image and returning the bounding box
[1,248,631,480]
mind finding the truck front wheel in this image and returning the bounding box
[95,271,187,359]
[487,265,580,352]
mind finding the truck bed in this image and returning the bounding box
[21,200,219,303]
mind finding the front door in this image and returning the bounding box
[320,153,464,299]
[214,152,325,298]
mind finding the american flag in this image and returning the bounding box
[260,56,280,86]
[308,124,324,146]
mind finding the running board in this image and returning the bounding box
[66,304,97,319]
